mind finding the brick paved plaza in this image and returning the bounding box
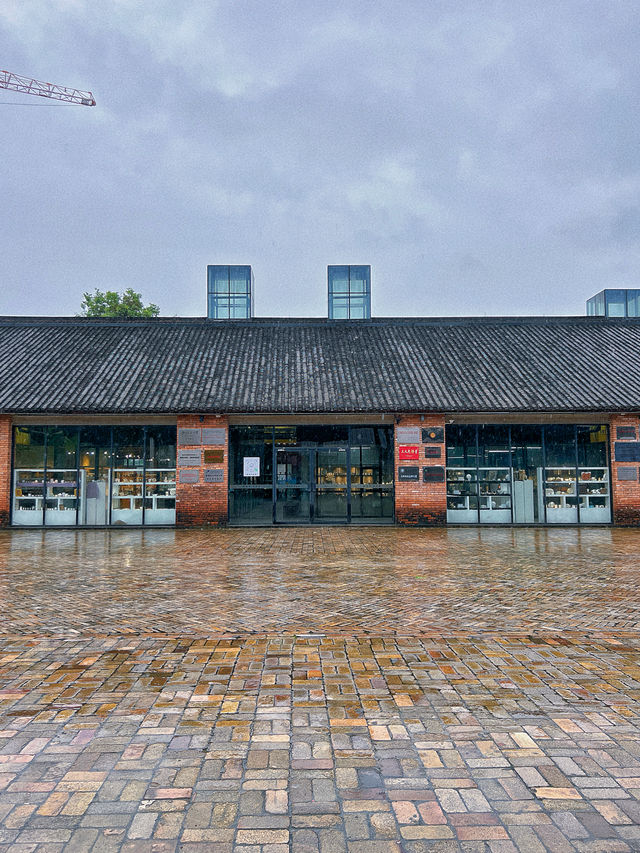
[1,528,640,852]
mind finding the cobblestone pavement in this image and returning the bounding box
[0,527,639,635]
[1,528,640,851]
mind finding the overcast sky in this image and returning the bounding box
[1,1,639,318]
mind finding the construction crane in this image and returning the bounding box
[0,70,95,106]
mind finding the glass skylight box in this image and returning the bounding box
[586,289,640,318]
[207,265,254,319]
[328,265,371,319]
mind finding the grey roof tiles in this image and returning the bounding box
[0,315,639,414]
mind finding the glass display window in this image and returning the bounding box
[79,426,112,526]
[446,423,611,526]
[12,425,176,527]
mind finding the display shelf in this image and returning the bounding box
[478,467,511,521]
[577,466,611,523]
[446,467,479,522]
[111,468,176,524]
[544,467,578,522]
[13,469,85,526]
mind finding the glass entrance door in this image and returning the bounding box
[275,449,311,523]
[315,447,348,522]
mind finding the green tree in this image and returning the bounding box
[80,288,160,318]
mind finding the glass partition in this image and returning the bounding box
[79,426,111,526]
[477,426,512,522]
[111,427,145,525]
[511,425,543,523]
[12,425,176,527]
[576,425,610,523]
[446,424,610,525]
[13,426,46,526]
[44,426,79,526]
[145,425,177,524]
[350,427,394,521]
[228,425,394,524]
[544,425,578,523]
[446,426,479,522]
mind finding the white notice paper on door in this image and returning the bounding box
[243,456,260,477]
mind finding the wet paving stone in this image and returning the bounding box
[0,528,640,851]
[1,527,640,636]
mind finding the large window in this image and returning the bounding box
[446,424,610,525]
[13,425,176,527]
[207,265,253,319]
[328,265,371,319]
[229,424,393,524]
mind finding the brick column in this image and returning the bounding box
[394,415,447,526]
[0,416,10,527]
[610,415,640,526]
[176,415,229,527]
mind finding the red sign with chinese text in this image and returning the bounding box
[398,445,420,460]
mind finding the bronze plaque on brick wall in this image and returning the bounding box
[178,428,201,445]
[202,428,226,445]
[204,449,224,464]
[424,446,442,458]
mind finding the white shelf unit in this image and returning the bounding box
[144,468,176,524]
[478,466,512,523]
[13,469,85,526]
[446,467,479,523]
[544,466,579,523]
[110,468,176,525]
[577,466,611,523]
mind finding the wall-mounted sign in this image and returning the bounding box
[398,445,420,460]
[616,426,637,440]
[177,448,201,466]
[243,456,260,477]
[204,448,224,464]
[423,466,445,483]
[424,446,442,458]
[178,428,201,446]
[617,466,638,481]
[398,466,420,482]
[179,469,199,484]
[422,427,444,443]
[204,468,224,483]
[396,427,421,444]
[615,442,640,462]
[202,427,226,445]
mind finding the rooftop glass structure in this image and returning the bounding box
[586,289,640,318]
[207,265,253,319]
[328,265,371,319]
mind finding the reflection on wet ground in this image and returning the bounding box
[0,527,638,635]
[1,528,640,851]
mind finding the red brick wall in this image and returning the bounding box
[610,415,640,526]
[0,416,11,527]
[394,415,446,525]
[176,415,228,527]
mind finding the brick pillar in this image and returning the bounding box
[176,415,229,527]
[394,415,446,526]
[610,415,640,526]
[0,416,10,527]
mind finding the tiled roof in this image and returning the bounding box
[0,315,639,414]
